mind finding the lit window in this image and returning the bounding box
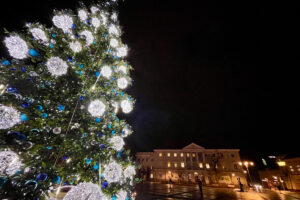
[192,153,195,157]
[174,162,178,168]
[298,169,300,171]
[206,163,210,169]
[199,163,203,168]
[150,173,153,179]
[187,153,190,157]
[181,162,185,168]
[290,166,293,168]
[174,153,177,157]
[168,162,171,167]
[291,169,295,172]
[159,153,162,157]
[181,153,184,157]
[167,153,170,157]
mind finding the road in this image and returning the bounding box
[135,182,300,200]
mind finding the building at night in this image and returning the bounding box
[136,143,247,187]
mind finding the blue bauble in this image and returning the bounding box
[107,124,112,129]
[67,57,73,62]
[98,131,103,137]
[58,104,65,111]
[7,87,17,93]
[29,49,39,56]
[36,173,48,181]
[93,163,99,170]
[17,134,26,140]
[62,155,68,160]
[75,34,79,39]
[52,176,61,184]
[117,151,122,158]
[46,146,52,150]
[112,195,117,200]
[85,158,92,165]
[112,130,116,135]
[20,113,28,121]
[71,24,76,29]
[21,67,26,72]
[120,92,124,96]
[79,64,83,68]
[37,105,43,111]
[1,60,10,66]
[51,33,56,37]
[24,180,38,190]
[103,33,107,37]
[49,44,54,48]
[93,41,96,45]
[77,71,82,75]
[41,113,48,118]
[95,118,101,123]
[22,102,30,108]
[102,182,108,188]
[99,144,105,150]
[79,96,84,101]
[95,71,100,77]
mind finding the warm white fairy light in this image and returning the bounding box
[52,15,73,33]
[117,78,128,89]
[112,101,119,113]
[0,150,22,177]
[0,104,21,129]
[124,165,136,179]
[118,65,127,74]
[90,6,99,14]
[110,38,119,48]
[116,47,128,57]
[103,161,122,183]
[101,65,112,79]
[30,28,48,44]
[63,182,107,200]
[80,30,94,46]
[109,136,125,151]
[121,100,133,113]
[78,10,88,21]
[4,36,28,59]
[91,18,100,29]
[0,84,6,95]
[88,99,106,117]
[46,57,69,77]
[109,25,119,36]
[69,41,82,53]
[116,190,128,200]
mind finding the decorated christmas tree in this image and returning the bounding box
[0,0,136,199]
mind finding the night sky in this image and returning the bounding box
[1,0,299,165]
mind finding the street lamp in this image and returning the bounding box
[239,160,254,186]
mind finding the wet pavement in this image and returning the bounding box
[135,182,300,200]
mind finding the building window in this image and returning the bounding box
[159,153,162,157]
[192,153,195,157]
[168,162,171,167]
[174,153,177,157]
[291,169,295,172]
[199,163,203,168]
[167,153,171,157]
[174,162,178,168]
[181,162,185,168]
[234,164,238,169]
[187,153,190,157]
[231,154,235,158]
[206,163,210,169]
[181,153,184,157]
[150,173,153,179]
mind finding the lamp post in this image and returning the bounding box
[239,161,254,186]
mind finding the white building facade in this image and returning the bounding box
[136,143,247,187]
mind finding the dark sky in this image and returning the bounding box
[1,0,300,164]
